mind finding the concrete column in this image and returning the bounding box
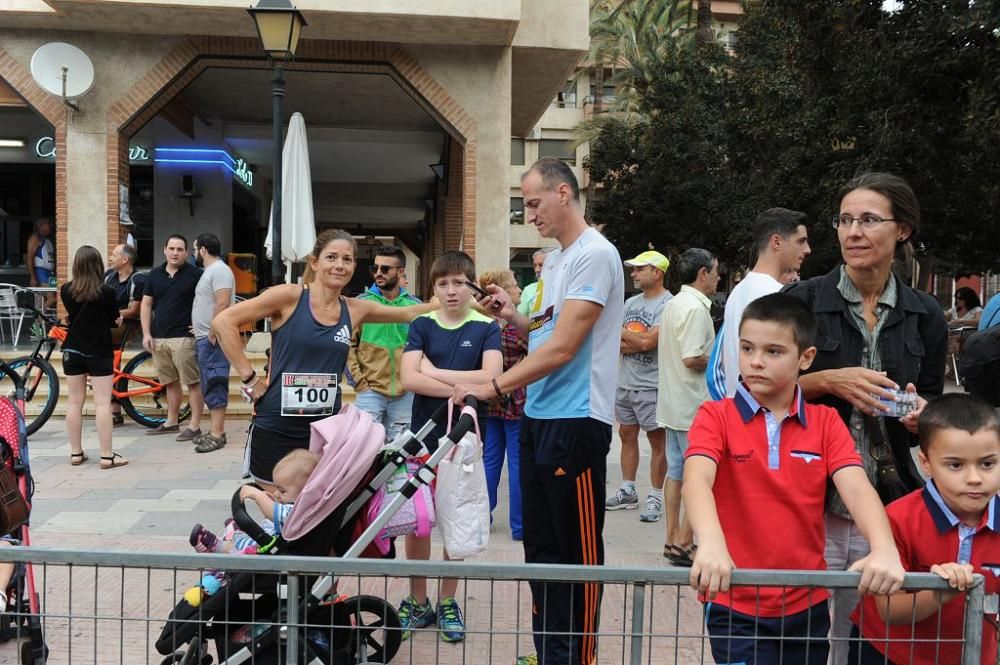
[407,44,513,273]
[65,130,109,269]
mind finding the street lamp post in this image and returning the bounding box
[248,0,307,286]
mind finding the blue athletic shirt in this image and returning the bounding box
[405,310,501,444]
[525,227,624,424]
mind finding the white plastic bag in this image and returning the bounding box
[435,402,490,559]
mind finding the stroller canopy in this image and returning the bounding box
[281,404,386,541]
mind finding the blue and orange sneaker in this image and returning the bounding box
[397,595,435,640]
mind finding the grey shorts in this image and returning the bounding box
[614,387,661,431]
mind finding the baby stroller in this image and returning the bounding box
[155,398,478,665]
[0,363,48,665]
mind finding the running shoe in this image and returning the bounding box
[516,655,538,665]
[436,597,466,642]
[397,595,435,640]
[605,486,638,510]
[639,493,663,522]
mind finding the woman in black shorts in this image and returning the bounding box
[61,245,128,469]
[213,229,435,487]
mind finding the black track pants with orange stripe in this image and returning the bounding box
[520,416,611,665]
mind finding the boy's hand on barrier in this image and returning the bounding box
[850,548,905,596]
[930,562,975,602]
[689,542,734,600]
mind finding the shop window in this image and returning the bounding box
[552,80,578,109]
[538,139,576,166]
[510,197,524,224]
[589,67,616,106]
[511,138,525,166]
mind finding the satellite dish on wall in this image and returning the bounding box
[30,42,95,110]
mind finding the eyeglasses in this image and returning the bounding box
[832,213,896,229]
[370,264,400,274]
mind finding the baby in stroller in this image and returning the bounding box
[190,449,318,555]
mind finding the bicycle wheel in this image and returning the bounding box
[118,351,191,428]
[0,356,59,435]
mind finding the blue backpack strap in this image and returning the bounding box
[706,322,726,401]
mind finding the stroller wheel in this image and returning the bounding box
[159,643,212,665]
[19,639,48,665]
[342,595,401,665]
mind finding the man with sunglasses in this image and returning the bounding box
[347,245,422,441]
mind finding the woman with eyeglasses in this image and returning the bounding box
[783,172,947,665]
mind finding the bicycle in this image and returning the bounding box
[0,290,190,433]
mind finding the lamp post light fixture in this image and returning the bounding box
[248,0,307,285]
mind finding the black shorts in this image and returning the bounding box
[246,423,309,484]
[62,351,113,377]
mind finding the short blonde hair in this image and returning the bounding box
[479,269,516,291]
[273,449,319,481]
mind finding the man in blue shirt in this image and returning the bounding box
[454,158,625,665]
[978,292,1000,330]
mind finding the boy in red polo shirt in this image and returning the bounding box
[850,393,1000,665]
[683,293,905,665]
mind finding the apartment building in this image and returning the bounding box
[507,0,743,284]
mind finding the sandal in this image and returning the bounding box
[100,453,129,470]
[663,544,697,568]
[70,452,88,466]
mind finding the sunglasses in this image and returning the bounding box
[370,264,400,275]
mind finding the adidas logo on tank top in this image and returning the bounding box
[334,325,351,346]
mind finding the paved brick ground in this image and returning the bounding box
[0,417,712,664]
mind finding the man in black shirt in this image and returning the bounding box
[104,242,146,425]
[104,243,146,337]
[140,234,204,440]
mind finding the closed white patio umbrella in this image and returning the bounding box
[265,111,316,282]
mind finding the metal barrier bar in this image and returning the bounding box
[0,547,972,589]
[629,582,644,665]
[0,547,988,665]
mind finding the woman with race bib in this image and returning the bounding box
[213,229,435,486]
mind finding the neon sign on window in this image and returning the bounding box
[154,148,255,188]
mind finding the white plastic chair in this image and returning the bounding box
[0,286,23,346]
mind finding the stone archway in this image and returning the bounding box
[0,49,69,283]
[106,37,479,292]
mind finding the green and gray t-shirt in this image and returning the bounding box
[618,291,672,391]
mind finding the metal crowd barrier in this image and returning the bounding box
[0,547,990,664]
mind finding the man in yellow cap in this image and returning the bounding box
[607,250,673,522]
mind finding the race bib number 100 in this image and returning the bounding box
[280,373,338,417]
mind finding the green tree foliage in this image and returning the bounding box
[586,0,1000,276]
[587,40,734,261]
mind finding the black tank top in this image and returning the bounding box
[254,287,352,439]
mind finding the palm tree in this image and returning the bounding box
[573,0,697,148]
[586,0,695,113]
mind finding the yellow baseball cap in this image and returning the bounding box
[624,250,669,273]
